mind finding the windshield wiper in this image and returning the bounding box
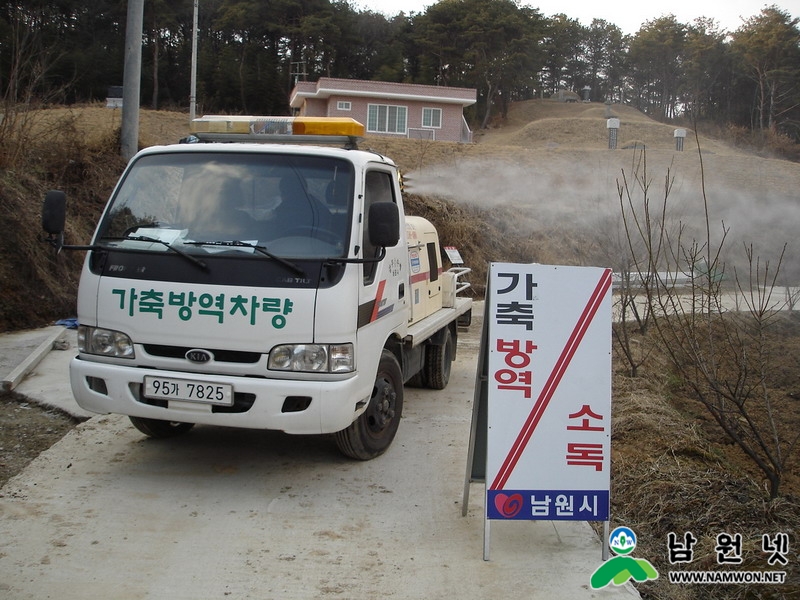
[185,240,305,276]
[102,235,209,271]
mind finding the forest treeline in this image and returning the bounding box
[2,0,799,140]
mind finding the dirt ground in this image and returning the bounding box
[0,391,78,488]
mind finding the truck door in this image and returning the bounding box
[421,226,442,307]
[358,170,406,332]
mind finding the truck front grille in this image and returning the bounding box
[142,344,261,364]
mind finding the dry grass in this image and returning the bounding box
[609,358,800,599]
[28,103,192,147]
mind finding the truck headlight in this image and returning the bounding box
[78,326,135,358]
[268,343,354,373]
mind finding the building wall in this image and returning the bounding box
[301,98,328,117]
[293,79,474,142]
[323,95,463,142]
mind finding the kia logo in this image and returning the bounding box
[186,349,213,363]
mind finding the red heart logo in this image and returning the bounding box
[494,493,524,518]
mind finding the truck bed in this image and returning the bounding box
[405,297,472,347]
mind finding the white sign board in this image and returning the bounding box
[444,246,464,265]
[485,263,612,521]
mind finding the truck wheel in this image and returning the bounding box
[335,350,403,460]
[425,327,454,390]
[129,416,195,438]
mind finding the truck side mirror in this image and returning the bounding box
[368,201,400,248]
[42,190,67,235]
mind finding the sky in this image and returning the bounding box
[354,0,799,35]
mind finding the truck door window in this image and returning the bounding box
[362,170,396,284]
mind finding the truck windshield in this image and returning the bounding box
[97,151,354,259]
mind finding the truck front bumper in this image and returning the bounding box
[70,356,371,435]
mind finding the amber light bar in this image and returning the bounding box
[191,115,365,138]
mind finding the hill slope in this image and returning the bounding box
[379,99,800,292]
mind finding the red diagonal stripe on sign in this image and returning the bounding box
[490,268,612,491]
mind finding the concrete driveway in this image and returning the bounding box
[0,308,639,599]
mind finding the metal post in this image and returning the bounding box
[674,128,686,151]
[190,0,199,122]
[483,500,491,561]
[607,118,620,150]
[120,0,144,161]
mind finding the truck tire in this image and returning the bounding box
[129,416,195,438]
[425,326,454,390]
[335,350,403,460]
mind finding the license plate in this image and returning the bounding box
[143,376,233,406]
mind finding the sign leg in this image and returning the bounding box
[483,508,491,561]
[462,481,471,517]
[463,296,490,518]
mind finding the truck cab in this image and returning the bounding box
[42,116,471,459]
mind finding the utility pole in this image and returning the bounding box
[121,0,144,161]
[190,0,199,121]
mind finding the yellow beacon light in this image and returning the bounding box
[292,117,365,137]
[189,116,365,146]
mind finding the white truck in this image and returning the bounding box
[42,116,472,459]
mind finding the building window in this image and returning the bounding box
[337,101,351,111]
[367,104,407,134]
[422,107,442,128]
